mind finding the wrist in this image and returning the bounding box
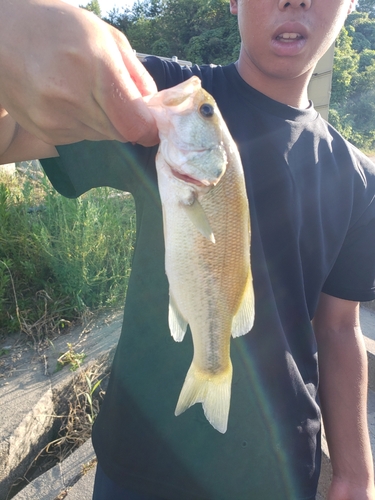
[328,475,375,500]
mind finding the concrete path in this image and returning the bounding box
[2,305,375,499]
[0,310,122,500]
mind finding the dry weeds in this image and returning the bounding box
[7,360,107,499]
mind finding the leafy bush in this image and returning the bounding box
[330,11,375,152]
[0,169,135,339]
[104,0,239,65]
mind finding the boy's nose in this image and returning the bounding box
[278,0,312,9]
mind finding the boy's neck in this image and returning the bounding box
[235,58,312,110]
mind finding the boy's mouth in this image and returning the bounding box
[272,23,308,56]
[276,32,304,42]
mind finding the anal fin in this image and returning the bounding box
[169,293,188,342]
[231,272,255,338]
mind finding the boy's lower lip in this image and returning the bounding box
[271,37,306,57]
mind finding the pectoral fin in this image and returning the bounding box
[231,272,255,338]
[169,293,188,342]
[181,199,215,243]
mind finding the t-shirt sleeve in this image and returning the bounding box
[322,214,375,301]
[40,140,157,198]
[143,55,204,90]
[322,153,375,302]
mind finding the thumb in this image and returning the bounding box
[108,25,157,97]
[95,25,159,145]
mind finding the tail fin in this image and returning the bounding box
[175,362,232,433]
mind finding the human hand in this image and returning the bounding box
[0,0,158,146]
[327,476,375,500]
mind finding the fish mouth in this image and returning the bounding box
[171,167,209,187]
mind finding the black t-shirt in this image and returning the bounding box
[41,58,375,500]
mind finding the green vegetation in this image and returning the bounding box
[104,0,240,65]
[358,0,375,16]
[80,0,101,17]
[56,343,87,372]
[330,8,375,151]
[0,168,135,338]
[83,372,103,424]
[100,0,375,150]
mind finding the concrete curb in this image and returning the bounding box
[0,387,55,499]
[64,465,96,500]
[0,311,122,500]
[13,439,95,500]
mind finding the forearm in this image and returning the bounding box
[313,295,374,499]
[0,106,17,162]
[317,322,373,485]
[0,106,57,165]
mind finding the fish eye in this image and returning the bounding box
[199,103,214,118]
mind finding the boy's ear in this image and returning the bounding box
[229,0,238,15]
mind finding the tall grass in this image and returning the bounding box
[0,167,135,339]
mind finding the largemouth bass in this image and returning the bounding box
[147,76,254,434]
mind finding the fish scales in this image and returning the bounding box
[147,76,255,433]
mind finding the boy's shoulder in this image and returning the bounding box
[323,119,375,177]
[143,55,228,93]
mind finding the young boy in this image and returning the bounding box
[1,0,375,498]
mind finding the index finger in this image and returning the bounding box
[95,28,159,145]
[109,26,158,97]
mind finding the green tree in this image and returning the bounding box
[184,0,240,64]
[357,0,375,16]
[80,0,101,17]
[346,89,375,149]
[347,11,375,49]
[330,26,359,108]
[104,7,132,34]
[105,0,239,63]
[151,39,172,58]
[329,9,375,150]
[351,30,371,51]
[358,47,375,70]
